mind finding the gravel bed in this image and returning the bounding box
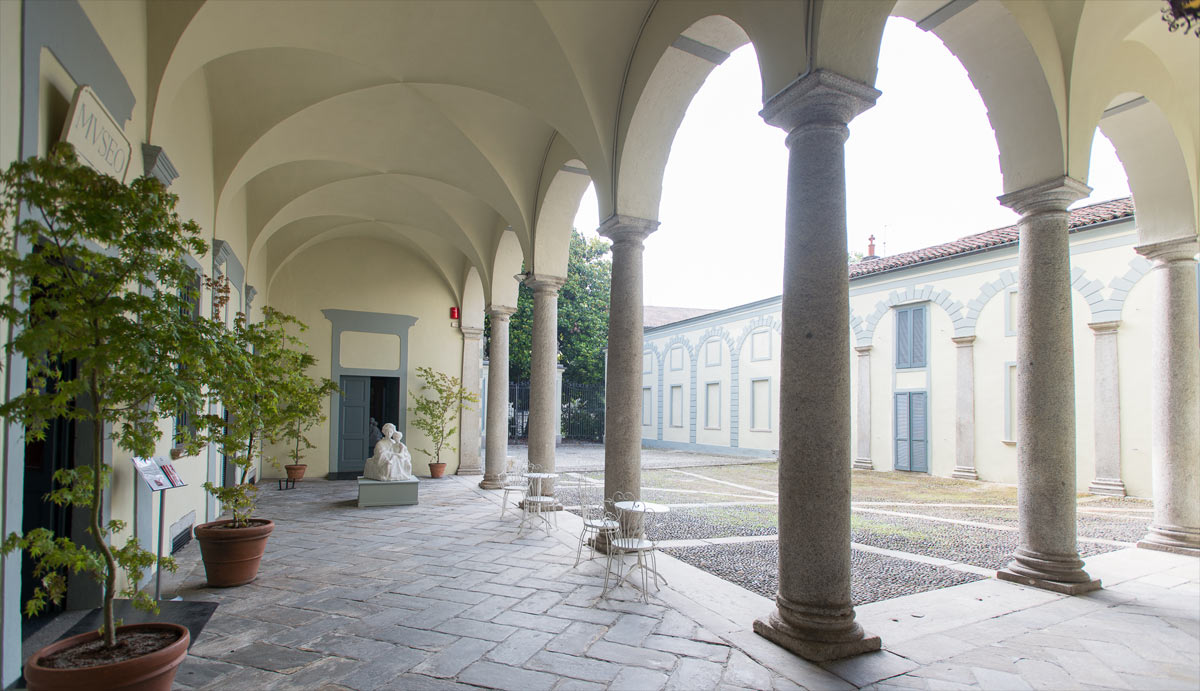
[644,504,778,541]
[885,505,1149,543]
[663,541,986,605]
[849,512,1123,570]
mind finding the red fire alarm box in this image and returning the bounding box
[450,307,460,320]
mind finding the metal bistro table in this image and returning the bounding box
[608,500,670,598]
[520,471,559,535]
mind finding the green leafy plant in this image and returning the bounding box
[0,144,219,646]
[201,306,332,522]
[407,366,480,466]
[269,321,339,470]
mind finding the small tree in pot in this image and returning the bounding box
[407,366,479,478]
[268,318,339,483]
[0,145,215,685]
[196,306,333,583]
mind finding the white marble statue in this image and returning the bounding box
[363,423,414,482]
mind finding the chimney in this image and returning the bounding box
[867,234,877,259]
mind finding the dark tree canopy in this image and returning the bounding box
[489,229,611,389]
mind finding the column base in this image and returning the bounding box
[952,466,979,481]
[852,458,874,471]
[479,475,505,489]
[997,548,1100,594]
[753,610,880,662]
[1137,523,1200,556]
[1087,477,1126,496]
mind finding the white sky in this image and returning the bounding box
[573,18,1131,310]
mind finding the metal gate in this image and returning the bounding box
[562,383,605,442]
[508,381,530,441]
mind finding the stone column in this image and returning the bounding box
[1087,321,1125,496]
[1135,237,1199,555]
[995,177,1100,594]
[480,306,516,489]
[951,336,978,480]
[456,326,484,476]
[599,216,658,510]
[527,275,565,491]
[852,346,873,471]
[751,70,881,662]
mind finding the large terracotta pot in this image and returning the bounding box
[23,622,189,691]
[429,462,447,479]
[194,519,274,587]
[284,464,307,481]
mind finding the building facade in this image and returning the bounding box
[643,199,1167,497]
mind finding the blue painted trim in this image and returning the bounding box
[322,309,418,476]
[21,0,135,160]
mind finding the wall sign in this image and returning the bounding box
[60,85,131,182]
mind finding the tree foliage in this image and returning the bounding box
[500,229,612,388]
[407,366,480,465]
[0,144,215,645]
[201,306,337,526]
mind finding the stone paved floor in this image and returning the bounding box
[164,476,1199,690]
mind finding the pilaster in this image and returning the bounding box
[951,336,978,481]
[852,346,873,471]
[1087,320,1124,496]
[457,326,484,476]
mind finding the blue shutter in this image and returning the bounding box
[894,392,910,471]
[895,308,911,368]
[910,392,928,472]
[911,306,926,368]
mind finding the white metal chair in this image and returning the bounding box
[602,491,662,602]
[573,474,618,567]
[499,458,527,518]
[518,462,558,536]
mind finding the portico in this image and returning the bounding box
[1,1,1197,686]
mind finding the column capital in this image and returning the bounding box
[1088,320,1121,334]
[598,214,659,245]
[524,274,566,294]
[951,335,976,346]
[760,69,880,137]
[854,345,873,354]
[488,304,518,318]
[997,176,1090,216]
[1136,235,1199,265]
[460,326,483,340]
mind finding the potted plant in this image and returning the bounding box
[407,366,480,478]
[0,145,217,688]
[195,306,327,584]
[268,319,339,483]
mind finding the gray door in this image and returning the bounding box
[339,376,370,474]
[894,391,928,473]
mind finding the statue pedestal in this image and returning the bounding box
[357,477,419,507]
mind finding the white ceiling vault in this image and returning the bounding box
[141,0,1198,308]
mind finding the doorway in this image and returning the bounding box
[336,375,400,479]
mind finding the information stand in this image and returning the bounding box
[132,456,186,601]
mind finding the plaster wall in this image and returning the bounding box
[662,344,691,444]
[696,336,732,447]
[267,238,464,478]
[737,327,780,452]
[645,217,1156,495]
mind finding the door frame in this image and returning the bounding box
[322,310,417,478]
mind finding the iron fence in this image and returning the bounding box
[562,383,605,442]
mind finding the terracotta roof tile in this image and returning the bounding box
[849,197,1134,279]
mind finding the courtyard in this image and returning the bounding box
[59,448,1194,690]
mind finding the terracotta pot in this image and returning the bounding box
[284,464,307,481]
[194,519,274,587]
[23,622,189,691]
[429,462,447,479]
